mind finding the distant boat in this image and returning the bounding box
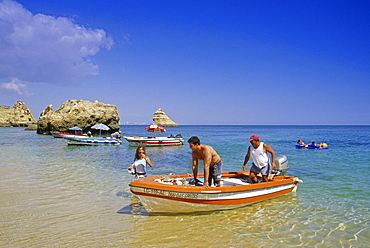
[123,124,184,146]
[123,135,184,146]
[51,131,86,139]
[51,127,85,138]
[64,136,122,145]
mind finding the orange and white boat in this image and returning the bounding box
[129,171,302,214]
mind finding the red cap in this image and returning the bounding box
[248,134,259,141]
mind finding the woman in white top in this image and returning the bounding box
[128,145,153,178]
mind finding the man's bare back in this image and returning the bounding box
[192,144,221,165]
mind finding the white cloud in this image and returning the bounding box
[1,77,31,96]
[0,0,114,84]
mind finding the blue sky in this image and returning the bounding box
[1,0,369,125]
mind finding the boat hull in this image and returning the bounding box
[129,171,302,213]
[124,136,184,146]
[51,131,86,139]
[64,137,122,145]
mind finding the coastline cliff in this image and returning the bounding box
[37,100,120,134]
[0,100,36,127]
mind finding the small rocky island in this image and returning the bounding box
[37,100,120,134]
[152,108,178,127]
[0,100,36,127]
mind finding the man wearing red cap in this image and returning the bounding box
[242,134,276,183]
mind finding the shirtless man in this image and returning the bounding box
[188,136,222,188]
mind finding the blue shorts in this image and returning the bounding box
[135,173,147,179]
[209,160,222,185]
[250,162,271,176]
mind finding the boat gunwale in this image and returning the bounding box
[129,171,299,193]
[134,141,183,144]
[65,136,122,145]
[124,136,184,141]
[65,137,122,142]
[124,136,184,146]
[51,131,87,138]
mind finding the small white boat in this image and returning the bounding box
[123,135,184,146]
[64,136,122,145]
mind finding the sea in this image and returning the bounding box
[0,125,369,247]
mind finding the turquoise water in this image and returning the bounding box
[0,125,369,247]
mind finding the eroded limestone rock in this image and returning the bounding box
[0,101,36,127]
[152,108,178,127]
[37,100,120,134]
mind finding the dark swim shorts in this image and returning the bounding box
[250,162,272,176]
[209,160,222,185]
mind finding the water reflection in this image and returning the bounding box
[119,194,302,247]
[117,202,148,216]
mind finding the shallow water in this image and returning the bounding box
[0,125,369,247]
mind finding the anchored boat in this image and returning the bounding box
[124,125,184,146]
[64,136,122,145]
[51,131,86,139]
[123,135,184,146]
[51,126,86,138]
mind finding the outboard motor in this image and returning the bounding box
[169,134,183,138]
[273,155,289,176]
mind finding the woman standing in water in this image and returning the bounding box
[128,145,153,178]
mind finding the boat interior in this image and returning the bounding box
[154,175,255,187]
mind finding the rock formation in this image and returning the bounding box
[0,100,36,127]
[37,100,120,134]
[0,106,12,127]
[152,108,178,127]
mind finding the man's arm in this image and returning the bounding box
[264,143,276,168]
[241,147,251,170]
[192,154,198,179]
[202,146,213,188]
